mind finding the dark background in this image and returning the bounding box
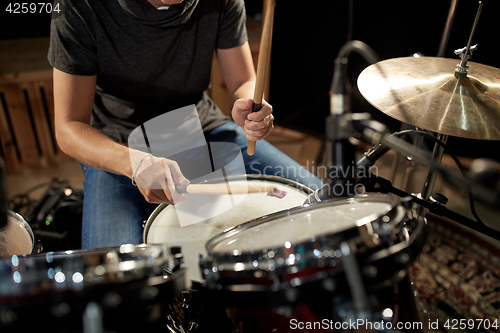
[0,1,53,39]
[267,0,500,161]
[1,0,498,160]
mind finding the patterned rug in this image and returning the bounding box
[410,215,500,332]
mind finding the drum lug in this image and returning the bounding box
[36,239,43,253]
[171,247,183,272]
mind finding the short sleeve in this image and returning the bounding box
[47,0,98,75]
[216,0,248,50]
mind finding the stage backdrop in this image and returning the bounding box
[269,0,500,161]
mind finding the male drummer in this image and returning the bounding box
[49,0,323,249]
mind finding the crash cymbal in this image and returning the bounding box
[357,56,500,140]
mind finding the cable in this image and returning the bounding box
[394,129,484,226]
[347,0,354,42]
[8,178,73,212]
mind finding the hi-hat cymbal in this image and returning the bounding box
[357,56,500,140]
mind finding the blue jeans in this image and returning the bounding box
[81,121,323,249]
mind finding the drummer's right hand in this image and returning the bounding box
[131,153,190,205]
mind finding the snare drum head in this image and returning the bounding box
[209,194,396,254]
[0,211,34,257]
[144,176,311,281]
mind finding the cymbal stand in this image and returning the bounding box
[419,1,483,215]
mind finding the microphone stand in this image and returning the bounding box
[317,41,379,201]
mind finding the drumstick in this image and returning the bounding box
[175,183,278,195]
[247,0,277,156]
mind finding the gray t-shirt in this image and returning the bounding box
[48,0,247,144]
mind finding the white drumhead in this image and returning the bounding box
[0,212,33,257]
[211,200,393,254]
[145,178,309,281]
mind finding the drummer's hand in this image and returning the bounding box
[232,98,274,141]
[131,154,190,205]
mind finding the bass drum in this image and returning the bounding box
[0,211,39,257]
[143,174,313,282]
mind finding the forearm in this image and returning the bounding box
[230,79,256,106]
[53,69,139,179]
[56,121,134,178]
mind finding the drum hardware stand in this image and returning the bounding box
[400,128,422,194]
[163,246,184,278]
[419,1,483,216]
[324,109,500,240]
[337,241,372,324]
[360,173,500,241]
[419,133,448,214]
[333,213,427,332]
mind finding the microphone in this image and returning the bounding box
[356,143,391,170]
[0,158,8,228]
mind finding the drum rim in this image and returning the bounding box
[142,174,314,243]
[0,243,177,297]
[6,210,35,254]
[205,193,399,253]
[200,194,406,289]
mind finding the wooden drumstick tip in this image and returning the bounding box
[247,141,256,156]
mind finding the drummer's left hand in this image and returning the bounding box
[232,98,274,141]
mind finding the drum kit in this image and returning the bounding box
[1,1,500,333]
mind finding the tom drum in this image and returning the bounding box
[201,194,426,332]
[0,211,37,257]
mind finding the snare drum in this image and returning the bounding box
[144,174,312,282]
[0,211,37,257]
[201,194,426,332]
[0,244,186,332]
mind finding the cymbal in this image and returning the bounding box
[357,56,500,140]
